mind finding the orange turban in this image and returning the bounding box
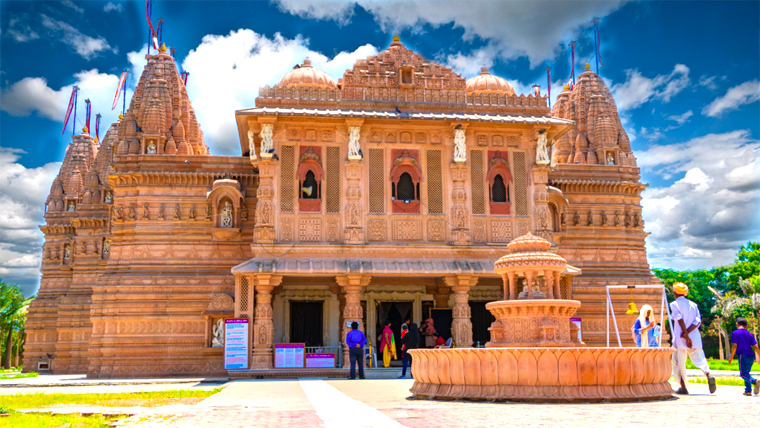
[673,282,689,295]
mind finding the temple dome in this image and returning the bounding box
[279,57,336,89]
[466,66,516,96]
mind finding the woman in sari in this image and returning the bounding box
[380,320,397,367]
[632,304,659,348]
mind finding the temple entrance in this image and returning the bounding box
[469,301,496,347]
[375,301,412,364]
[290,301,323,346]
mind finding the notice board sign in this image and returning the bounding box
[274,343,305,368]
[305,353,335,368]
[224,319,249,370]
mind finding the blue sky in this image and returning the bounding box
[1,0,759,296]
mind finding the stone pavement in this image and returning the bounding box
[112,378,759,428]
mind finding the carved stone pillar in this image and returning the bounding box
[532,164,553,243]
[251,274,282,369]
[525,269,535,299]
[450,162,470,245]
[544,270,554,299]
[444,275,478,347]
[553,271,562,299]
[502,272,517,301]
[344,159,365,244]
[433,280,450,308]
[336,274,370,367]
[254,158,276,244]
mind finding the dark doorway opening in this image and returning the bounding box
[290,301,323,347]
[430,308,452,345]
[469,301,496,347]
[376,301,412,364]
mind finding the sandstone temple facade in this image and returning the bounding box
[24,37,659,377]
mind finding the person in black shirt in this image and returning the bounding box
[398,323,419,379]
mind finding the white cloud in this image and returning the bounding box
[62,0,84,14]
[182,29,377,155]
[41,14,116,60]
[611,64,690,111]
[698,75,718,91]
[274,0,629,68]
[0,77,67,120]
[0,148,60,297]
[639,126,664,142]
[7,16,40,42]
[702,79,760,117]
[666,110,693,126]
[103,2,123,13]
[640,130,760,270]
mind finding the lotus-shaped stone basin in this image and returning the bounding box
[408,347,674,402]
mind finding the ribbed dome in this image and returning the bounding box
[279,57,336,89]
[466,66,516,96]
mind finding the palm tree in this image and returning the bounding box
[733,277,760,337]
[708,286,741,360]
[0,281,34,369]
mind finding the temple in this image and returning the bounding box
[24,36,659,377]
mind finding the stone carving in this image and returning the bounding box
[536,132,550,165]
[392,220,421,241]
[259,124,273,158]
[205,204,212,221]
[247,129,257,161]
[347,126,362,160]
[427,220,445,242]
[114,205,124,221]
[327,219,340,242]
[473,220,486,244]
[189,205,196,221]
[241,204,247,221]
[368,220,386,241]
[347,202,360,226]
[128,203,136,220]
[299,218,321,242]
[212,319,225,348]
[173,204,180,220]
[587,211,594,226]
[607,152,615,165]
[256,201,272,226]
[158,204,165,220]
[454,205,467,229]
[453,129,466,163]
[280,218,294,242]
[104,192,113,204]
[220,201,233,228]
[573,211,580,226]
[64,244,71,259]
[147,141,157,154]
[491,221,512,243]
[68,201,76,211]
[142,203,150,220]
[517,221,530,237]
[615,211,623,227]
[560,211,566,226]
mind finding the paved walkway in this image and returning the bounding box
[111,379,759,428]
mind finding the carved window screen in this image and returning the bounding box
[513,151,528,216]
[470,149,485,215]
[280,145,295,212]
[239,276,250,320]
[368,148,385,213]
[325,146,341,213]
[426,150,443,214]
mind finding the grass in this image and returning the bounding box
[686,357,760,372]
[687,376,752,387]
[0,367,22,373]
[0,388,223,410]
[0,411,118,428]
[0,371,38,380]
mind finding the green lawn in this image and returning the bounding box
[0,368,22,373]
[0,388,223,410]
[0,411,118,428]
[687,376,752,387]
[0,371,38,380]
[686,357,760,372]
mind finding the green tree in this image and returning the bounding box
[730,277,760,337]
[712,242,760,293]
[0,279,34,369]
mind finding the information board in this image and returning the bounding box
[305,353,335,368]
[224,319,249,370]
[274,343,305,368]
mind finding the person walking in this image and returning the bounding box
[380,320,397,368]
[727,317,760,396]
[346,321,366,380]
[398,323,419,379]
[632,304,659,348]
[670,282,716,394]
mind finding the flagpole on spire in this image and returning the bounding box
[568,41,576,90]
[62,86,79,136]
[592,17,602,74]
[84,99,91,134]
[146,0,157,54]
[95,113,101,144]
[546,67,551,109]
[158,18,164,46]
[72,87,79,136]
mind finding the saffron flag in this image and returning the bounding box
[112,71,128,110]
[62,86,78,135]
[84,99,91,133]
[95,114,102,143]
[146,0,158,49]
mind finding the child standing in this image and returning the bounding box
[727,317,760,396]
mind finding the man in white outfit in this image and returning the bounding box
[670,282,716,394]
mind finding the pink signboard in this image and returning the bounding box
[305,353,335,368]
[224,319,249,370]
[274,343,305,368]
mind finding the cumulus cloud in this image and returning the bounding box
[182,30,377,154]
[611,64,690,111]
[6,16,40,42]
[103,2,123,13]
[702,80,760,117]
[698,75,718,91]
[41,14,117,60]
[640,130,760,270]
[273,0,628,67]
[62,0,84,14]
[0,148,61,296]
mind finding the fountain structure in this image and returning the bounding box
[408,233,674,401]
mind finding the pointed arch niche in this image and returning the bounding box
[296,146,324,212]
[390,149,422,213]
[207,177,245,240]
[487,151,513,215]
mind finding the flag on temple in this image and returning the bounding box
[84,99,91,133]
[112,71,128,110]
[146,0,158,50]
[95,114,101,143]
[62,86,78,135]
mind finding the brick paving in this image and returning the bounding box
[111,379,759,428]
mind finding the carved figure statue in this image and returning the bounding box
[588,211,595,226]
[205,204,212,221]
[550,143,557,168]
[212,319,225,348]
[348,202,360,226]
[158,204,165,220]
[189,205,196,220]
[128,203,136,220]
[615,211,622,226]
[147,141,157,154]
[348,126,362,160]
[259,124,273,158]
[102,240,110,257]
[455,204,467,228]
[104,192,113,204]
[601,211,607,226]
[560,211,566,226]
[259,202,272,225]
[67,201,76,211]
[453,129,466,163]
[247,129,257,161]
[573,211,580,226]
[114,205,123,221]
[607,152,615,165]
[241,204,247,221]
[536,132,551,165]
[174,204,180,220]
[142,203,150,220]
[64,244,71,260]
[220,201,233,228]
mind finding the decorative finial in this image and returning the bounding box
[584,62,591,70]
[82,126,88,133]
[303,56,311,67]
[118,113,124,120]
[392,33,400,42]
[480,65,489,74]
[159,43,167,53]
[563,84,570,90]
